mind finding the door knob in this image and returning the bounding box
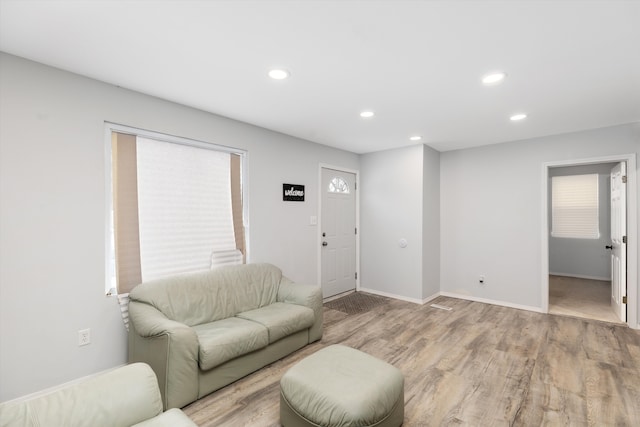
[322,241,328,246]
[606,245,613,249]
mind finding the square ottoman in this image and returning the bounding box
[280,344,404,427]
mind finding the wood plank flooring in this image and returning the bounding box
[183,294,640,426]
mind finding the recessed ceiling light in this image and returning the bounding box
[510,113,527,121]
[409,136,422,141]
[482,72,507,85]
[268,69,290,80]
[360,111,375,118]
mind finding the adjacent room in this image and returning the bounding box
[1,1,639,426]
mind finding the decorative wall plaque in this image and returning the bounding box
[283,184,305,201]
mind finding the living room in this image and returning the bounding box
[1,1,639,426]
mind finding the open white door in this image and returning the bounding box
[321,168,356,298]
[610,162,627,322]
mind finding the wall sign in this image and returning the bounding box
[283,184,305,202]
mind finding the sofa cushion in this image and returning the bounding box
[132,408,197,427]
[129,263,283,326]
[236,302,315,343]
[193,317,269,371]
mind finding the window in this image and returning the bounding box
[551,174,599,239]
[328,177,350,193]
[108,126,246,296]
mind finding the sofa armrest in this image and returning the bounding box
[128,302,199,409]
[277,278,323,342]
[128,301,192,337]
[0,363,165,427]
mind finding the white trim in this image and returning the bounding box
[105,122,245,155]
[104,125,114,295]
[358,287,434,305]
[242,150,251,264]
[541,159,549,314]
[318,164,360,291]
[549,272,611,282]
[421,292,441,305]
[364,288,546,312]
[1,365,126,405]
[439,291,546,314]
[542,154,638,330]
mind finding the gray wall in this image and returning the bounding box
[0,53,359,401]
[360,145,424,300]
[440,123,639,313]
[422,145,441,298]
[360,144,440,301]
[548,163,617,280]
[2,51,639,403]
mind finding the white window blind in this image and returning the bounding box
[136,137,236,281]
[551,174,599,239]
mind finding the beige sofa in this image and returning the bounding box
[128,263,323,409]
[0,363,196,427]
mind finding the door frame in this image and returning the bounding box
[541,154,638,329]
[318,164,360,294]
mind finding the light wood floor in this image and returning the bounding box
[183,294,640,426]
[549,275,623,324]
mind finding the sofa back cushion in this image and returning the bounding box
[0,363,163,427]
[128,263,283,326]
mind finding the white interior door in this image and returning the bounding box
[610,162,627,322]
[321,168,356,298]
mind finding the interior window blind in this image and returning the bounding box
[136,137,236,281]
[551,174,599,239]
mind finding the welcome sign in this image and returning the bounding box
[283,184,305,201]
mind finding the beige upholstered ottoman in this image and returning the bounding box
[280,344,404,427]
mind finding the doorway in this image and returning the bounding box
[319,166,358,299]
[542,154,637,329]
[548,163,618,322]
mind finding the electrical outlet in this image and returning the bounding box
[479,275,485,285]
[78,328,91,346]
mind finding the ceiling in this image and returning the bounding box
[1,1,639,154]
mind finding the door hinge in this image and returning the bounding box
[622,175,627,184]
[355,227,357,235]
[355,272,358,280]
[622,296,627,304]
[355,182,357,190]
[623,235,627,244]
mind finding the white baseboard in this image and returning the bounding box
[357,288,543,313]
[358,287,426,305]
[439,291,545,314]
[422,292,441,304]
[549,272,610,282]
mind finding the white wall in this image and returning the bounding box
[0,53,358,402]
[360,145,424,300]
[440,123,639,316]
[2,51,638,402]
[548,163,616,280]
[422,145,440,299]
[360,144,440,302]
